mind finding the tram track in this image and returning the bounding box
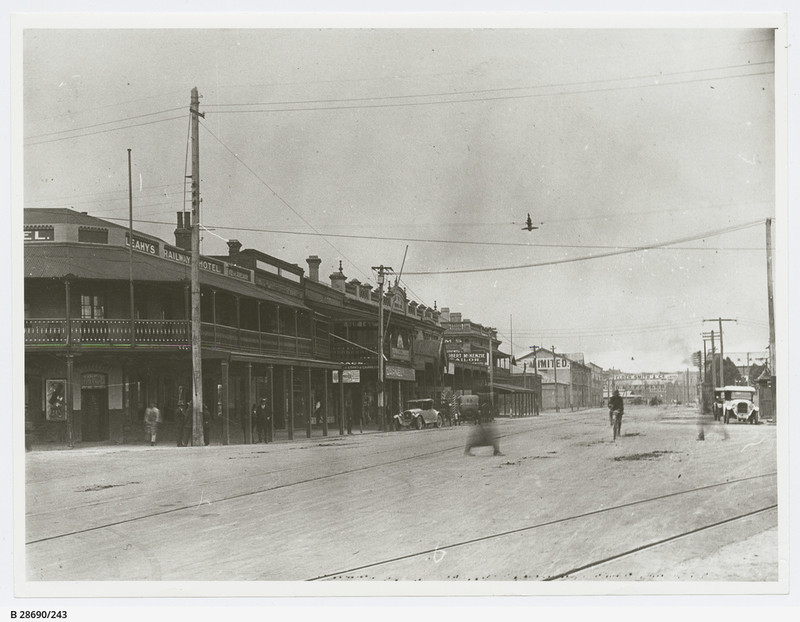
[26,417,591,546]
[306,471,777,581]
[542,504,777,581]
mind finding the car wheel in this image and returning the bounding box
[415,417,424,430]
[395,420,402,431]
[436,415,443,428]
[748,415,756,425]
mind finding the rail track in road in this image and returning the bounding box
[26,414,600,546]
[308,471,777,581]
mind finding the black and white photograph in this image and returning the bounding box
[8,6,796,611]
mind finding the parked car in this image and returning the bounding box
[718,386,759,424]
[393,398,443,430]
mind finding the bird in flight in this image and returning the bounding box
[522,213,539,231]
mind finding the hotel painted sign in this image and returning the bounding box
[23,227,54,242]
[163,245,191,265]
[125,233,159,255]
[199,257,224,275]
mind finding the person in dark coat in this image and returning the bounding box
[175,401,189,447]
[255,397,272,443]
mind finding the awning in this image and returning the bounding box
[491,382,537,394]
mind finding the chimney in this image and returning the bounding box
[227,239,242,262]
[174,211,192,251]
[329,260,346,293]
[306,255,322,282]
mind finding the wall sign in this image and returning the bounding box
[24,227,54,242]
[125,233,159,255]
[226,264,252,282]
[163,245,191,265]
[385,365,416,382]
[332,370,361,384]
[448,351,488,365]
[199,257,224,274]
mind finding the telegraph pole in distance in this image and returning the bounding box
[373,264,393,432]
[704,317,735,388]
[552,345,559,412]
[190,87,205,446]
[766,218,776,372]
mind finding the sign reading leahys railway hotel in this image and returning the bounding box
[125,233,158,255]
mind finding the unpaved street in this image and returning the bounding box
[24,405,778,586]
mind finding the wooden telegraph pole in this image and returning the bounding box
[373,264,393,432]
[766,218,776,372]
[704,317,736,387]
[190,87,205,446]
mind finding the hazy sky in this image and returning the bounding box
[21,22,779,373]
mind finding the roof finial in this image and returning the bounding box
[338,260,343,273]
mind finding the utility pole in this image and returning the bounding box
[488,330,494,411]
[372,264,393,432]
[190,87,205,446]
[766,218,776,373]
[552,345,559,412]
[531,345,539,415]
[128,149,135,347]
[704,318,735,388]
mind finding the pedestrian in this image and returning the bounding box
[345,397,353,435]
[175,401,188,447]
[203,403,211,445]
[255,397,272,443]
[464,419,503,456]
[144,401,160,446]
[697,407,729,441]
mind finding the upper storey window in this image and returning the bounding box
[81,294,105,319]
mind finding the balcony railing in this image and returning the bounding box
[25,318,327,359]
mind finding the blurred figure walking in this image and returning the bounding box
[144,402,160,446]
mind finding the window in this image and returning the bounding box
[81,294,105,319]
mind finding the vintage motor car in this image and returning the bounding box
[393,398,443,430]
[717,385,759,424]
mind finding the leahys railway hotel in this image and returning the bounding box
[24,208,528,447]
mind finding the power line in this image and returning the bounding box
[205,61,773,110]
[24,182,186,205]
[198,121,375,286]
[204,71,773,116]
[95,215,769,253]
[402,220,765,275]
[25,107,187,140]
[24,115,187,146]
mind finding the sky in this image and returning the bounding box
[19,18,782,374]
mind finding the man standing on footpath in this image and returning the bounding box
[255,397,272,443]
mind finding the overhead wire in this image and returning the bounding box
[198,120,375,286]
[92,215,770,252]
[25,106,187,140]
[203,71,774,115]
[204,61,773,110]
[24,115,187,146]
[402,220,766,275]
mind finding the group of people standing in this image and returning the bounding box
[143,400,211,447]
